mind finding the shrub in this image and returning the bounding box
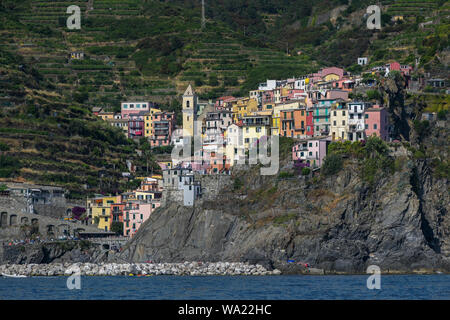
[279,171,294,179]
[321,154,343,176]
[301,167,311,176]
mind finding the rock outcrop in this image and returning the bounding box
[118,147,450,274]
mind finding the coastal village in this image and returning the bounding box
[0,59,445,240]
[85,60,431,238]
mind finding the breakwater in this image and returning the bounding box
[0,262,282,276]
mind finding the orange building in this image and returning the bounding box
[280,108,307,138]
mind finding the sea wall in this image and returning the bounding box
[0,262,282,276]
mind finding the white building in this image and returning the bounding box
[347,102,370,141]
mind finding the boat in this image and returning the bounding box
[1,273,27,278]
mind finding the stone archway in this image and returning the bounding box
[21,217,29,225]
[31,218,39,226]
[9,214,17,226]
[0,212,7,227]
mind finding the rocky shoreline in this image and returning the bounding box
[0,262,282,277]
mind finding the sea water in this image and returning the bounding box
[0,275,449,300]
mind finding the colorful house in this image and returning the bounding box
[242,114,272,149]
[231,97,259,123]
[121,101,154,119]
[127,112,146,140]
[347,102,369,141]
[144,107,162,138]
[87,195,122,232]
[306,109,314,137]
[272,101,304,136]
[150,111,176,147]
[280,108,307,138]
[364,105,390,141]
[292,137,330,168]
[123,201,159,237]
[330,102,348,141]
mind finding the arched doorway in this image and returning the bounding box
[21,217,29,225]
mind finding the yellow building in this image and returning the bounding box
[87,195,121,231]
[98,111,114,121]
[330,103,348,141]
[242,114,272,149]
[231,97,258,123]
[144,107,162,137]
[272,101,304,136]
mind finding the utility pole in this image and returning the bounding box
[201,0,205,30]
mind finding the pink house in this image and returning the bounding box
[292,137,330,168]
[364,105,390,141]
[123,201,160,237]
[150,112,176,147]
[310,67,345,82]
[121,101,155,119]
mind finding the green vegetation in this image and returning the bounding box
[322,153,344,176]
[278,171,294,179]
[323,137,395,186]
[111,222,124,235]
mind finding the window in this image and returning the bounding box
[374,124,378,130]
[333,121,337,126]
[365,114,369,119]
[245,138,249,143]
[141,214,143,220]
[365,124,368,129]
[309,143,312,147]
[334,111,337,116]
[343,111,345,116]
[186,101,190,108]
[342,121,345,126]
[256,127,261,133]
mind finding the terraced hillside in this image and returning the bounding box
[0,0,319,112]
[0,43,155,198]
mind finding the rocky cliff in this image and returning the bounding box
[118,143,450,274]
[0,241,106,265]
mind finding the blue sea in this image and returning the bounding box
[0,275,449,300]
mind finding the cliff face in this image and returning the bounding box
[119,147,450,274]
[0,241,106,264]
